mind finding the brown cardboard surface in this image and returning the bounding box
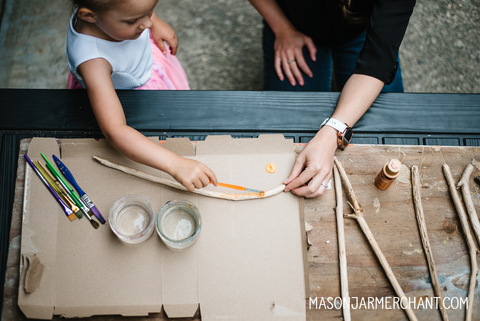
[18,135,307,320]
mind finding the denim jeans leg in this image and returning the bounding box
[331,32,366,91]
[262,22,333,91]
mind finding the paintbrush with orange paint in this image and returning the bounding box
[211,181,265,196]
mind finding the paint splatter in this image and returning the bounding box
[266,163,276,173]
[396,164,411,184]
[373,198,381,214]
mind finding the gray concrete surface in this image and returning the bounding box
[0,0,479,92]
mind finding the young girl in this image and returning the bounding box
[67,0,218,191]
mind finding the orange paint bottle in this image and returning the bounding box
[374,159,402,190]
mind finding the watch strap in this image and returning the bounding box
[321,118,347,134]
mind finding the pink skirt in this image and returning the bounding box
[68,31,190,90]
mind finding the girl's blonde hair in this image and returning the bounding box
[70,0,117,13]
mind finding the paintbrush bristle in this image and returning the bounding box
[68,214,77,222]
[90,219,100,229]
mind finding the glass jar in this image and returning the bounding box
[156,199,202,250]
[109,194,155,244]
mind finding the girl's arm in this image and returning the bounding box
[150,12,178,55]
[247,0,316,86]
[77,58,218,191]
[284,74,383,197]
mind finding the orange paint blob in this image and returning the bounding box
[266,163,276,173]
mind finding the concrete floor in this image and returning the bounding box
[0,0,479,92]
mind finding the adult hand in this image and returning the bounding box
[151,15,179,55]
[169,156,218,192]
[274,28,317,86]
[284,126,337,198]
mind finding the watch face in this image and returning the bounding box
[338,127,353,150]
[344,128,353,143]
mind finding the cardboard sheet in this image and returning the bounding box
[18,135,308,320]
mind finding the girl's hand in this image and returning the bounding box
[283,126,337,198]
[151,14,179,55]
[169,156,218,192]
[274,28,317,86]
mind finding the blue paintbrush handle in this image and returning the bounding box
[53,155,86,196]
[53,155,106,224]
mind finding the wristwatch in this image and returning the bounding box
[320,118,353,150]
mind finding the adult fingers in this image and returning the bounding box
[282,54,297,86]
[287,57,305,86]
[291,173,323,197]
[274,52,284,81]
[295,171,332,198]
[285,165,317,192]
[284,156,306,188]
[304,37,317,62]
[293,47,312,78]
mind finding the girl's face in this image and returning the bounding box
[94,0,159,41]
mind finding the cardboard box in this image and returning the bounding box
[18,135,308,320]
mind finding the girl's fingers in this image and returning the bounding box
[156,40,168,55]
[205,167,218,187]
[200,172,211,188]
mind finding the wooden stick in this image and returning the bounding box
[443,164,478,321]
[411,166,449,321]
[334,157,418,321]
[333,163,351,321]
[457,164,480,251]
[93,156,285,201]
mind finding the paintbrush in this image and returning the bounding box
[36,162,99,229]
[24,155,76,221]
[40,153,90,220]
[213,181,265,196]
[52,155,106,224]
[34,161,80,214]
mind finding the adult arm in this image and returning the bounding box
[284,0,416,197]
[77,58,218,191]
[247,0,316,86]
[284,74,383,198]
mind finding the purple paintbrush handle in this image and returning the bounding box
[24,155,74,217]
[89,205,106,224]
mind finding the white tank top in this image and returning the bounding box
[66,13,153,89]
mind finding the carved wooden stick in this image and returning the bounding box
[334,157,418,321]
[443,164,478,321]
[411,166,449,321]
[457,164,480,250]
[333,163,351,321]
[93,156,285,201]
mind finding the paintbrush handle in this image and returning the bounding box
[53,155,105,224]
[24,155,74,217]
[53,155,86,196]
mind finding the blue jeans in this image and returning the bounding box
[262,23,404,92]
